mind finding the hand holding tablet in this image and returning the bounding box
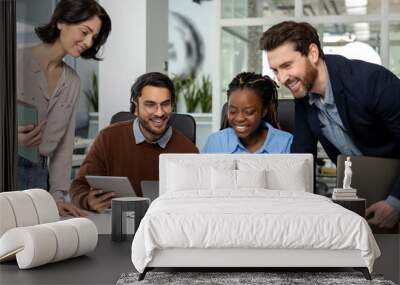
[85,176,136,213]
[86,190,115,213]
[85,176,136,197]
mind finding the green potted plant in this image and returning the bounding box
[197,75,212,113]
[85,72,98,112]
[183,76,200,113]
[172,74,189,111]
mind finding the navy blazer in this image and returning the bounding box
[291,54,400,199]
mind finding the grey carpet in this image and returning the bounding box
[116,271,396,285]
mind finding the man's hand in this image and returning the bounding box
[56,201,87,217]
[87,189,115,213]
[366,200,400,228]
[18,120,46,147]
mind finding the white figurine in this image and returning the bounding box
[342,156,352,189]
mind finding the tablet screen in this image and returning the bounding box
[85,176,136,198]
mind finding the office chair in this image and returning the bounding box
[110,112,135,124]
[219,99,295,133]
[276,99,295,134]
[110,112,196,144]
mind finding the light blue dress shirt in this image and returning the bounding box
[133,118,172,149]
[308,65,400,210]
[308,64,362,156]
[202,121,292,154]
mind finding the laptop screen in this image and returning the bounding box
[336,155,400,206]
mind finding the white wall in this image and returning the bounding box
[98,0,169,130]
[147,0,169,73]
[98,0,147,129]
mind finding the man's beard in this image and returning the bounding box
[284,59,318,97]
[140,117,167,137]
[303,59,318,93]
[136,109,170,141]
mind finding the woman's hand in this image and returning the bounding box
[18,120,46,147]
[56,201,88,217]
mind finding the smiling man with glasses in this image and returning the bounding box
[131,76,174,144]
[69,72,199,213]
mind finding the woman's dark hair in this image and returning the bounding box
[222,72,280,129]
[35,0,111,60]
[261,21,324,59]
[130,72,175,113]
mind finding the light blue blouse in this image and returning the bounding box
[202,121,293,154]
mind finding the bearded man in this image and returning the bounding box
[262,21,400,229]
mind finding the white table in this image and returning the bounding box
[62,210,112,234]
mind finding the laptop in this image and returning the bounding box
[336,155,400,205]
[336,155,400,233]
[140,180,159,202]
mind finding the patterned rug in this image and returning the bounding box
[116,271,396,285]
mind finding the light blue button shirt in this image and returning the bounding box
[308,66,400,210]
[308,64,362,156]
[133,118,172,149]
[202,121,292,154]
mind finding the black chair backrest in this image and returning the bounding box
[219,99,295,133]
[276,99,295,133]
[110,112,196,144]
[110,112,135,124]
[220,102,228,130]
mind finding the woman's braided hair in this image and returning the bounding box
[222,72,280,129]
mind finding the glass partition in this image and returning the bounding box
[390,22,400,76]
[390,0,400,13]
[221,26,263,93]
[16,0,54,48]
[318,22,381,63]
[221,0,294,18]
[220,25,295,100]
[303,0,380,16]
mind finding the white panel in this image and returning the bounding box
[147,0,168,73]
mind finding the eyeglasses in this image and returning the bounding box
[140,101,172,113]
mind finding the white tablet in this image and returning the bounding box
[85,176,136,198]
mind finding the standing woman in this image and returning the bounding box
[202,72,292,154]
[17,0,111,216]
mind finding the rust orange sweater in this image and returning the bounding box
[70,120,198,209]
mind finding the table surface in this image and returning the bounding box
[0,235,133,285]
[1,234,398,284]
[62,211,112,234]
